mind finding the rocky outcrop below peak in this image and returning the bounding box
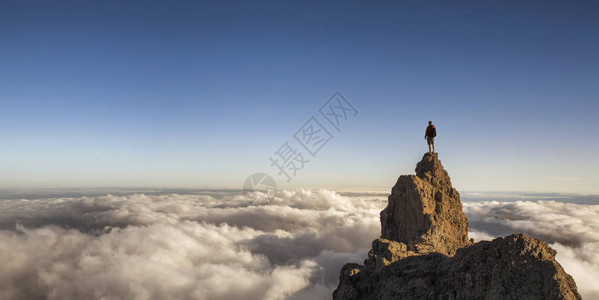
[333,153,581,300]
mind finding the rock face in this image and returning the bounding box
[333,153,581,300]
[380,152,470,257]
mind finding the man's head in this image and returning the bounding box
[428,121,432,125]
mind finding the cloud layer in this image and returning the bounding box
[463,200,599,299]
[0,190,383,300]
[0,190,597,299]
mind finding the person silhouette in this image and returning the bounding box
[424,121,436,153]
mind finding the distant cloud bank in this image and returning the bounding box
[0,190,597,299]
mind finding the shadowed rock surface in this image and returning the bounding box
[333,153,581,300]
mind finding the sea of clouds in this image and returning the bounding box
[0,189,597,299]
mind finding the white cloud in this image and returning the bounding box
[0,191,597,299]
[464,200,599,299]
[0,222,319,300]
[0,189,383,299]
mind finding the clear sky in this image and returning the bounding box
[1,0,598,193]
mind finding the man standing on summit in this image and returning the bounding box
[425,121,436,153]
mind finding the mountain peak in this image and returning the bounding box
[381,153,470,256]
[415,152,440,176]
[333,153,581,300]
[416,152,453,192]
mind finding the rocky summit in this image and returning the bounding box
[333,153,581,300]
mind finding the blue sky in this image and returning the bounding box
[1,0,598,193]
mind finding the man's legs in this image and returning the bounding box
[427,137,434,153]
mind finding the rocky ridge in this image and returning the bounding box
[333,153,581,300]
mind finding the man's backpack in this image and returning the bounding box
[430,127,436,137]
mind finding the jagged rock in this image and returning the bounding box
[334,234,580,300]
[333,153,581,300]
[380,152,471,256]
